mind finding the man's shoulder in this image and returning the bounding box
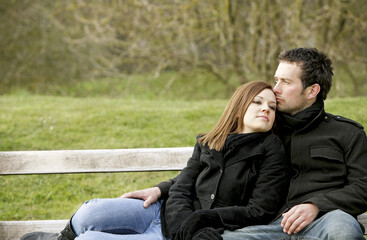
[325,113,364,129]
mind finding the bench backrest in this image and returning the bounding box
[0,147,193,175]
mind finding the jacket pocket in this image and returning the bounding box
[310,146,344,162]
[310,146,345,182]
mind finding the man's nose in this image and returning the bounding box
[273,82,281,93]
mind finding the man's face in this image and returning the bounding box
[273,62,311,115]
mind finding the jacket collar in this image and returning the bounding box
[277,99,325,133]
[297,100,325,132]
[203,132,270,165]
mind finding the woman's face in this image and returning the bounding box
[242,88,276,133]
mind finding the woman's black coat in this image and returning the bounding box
[161,131,289,236]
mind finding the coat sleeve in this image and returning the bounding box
[307,128,367,216]
[164,140,204,234]
[214,134,289,230]
[156,176,178,200]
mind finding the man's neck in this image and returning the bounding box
[289,99,317,116]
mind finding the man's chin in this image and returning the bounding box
[277,106,292,115]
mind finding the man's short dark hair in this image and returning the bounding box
[278,47,333,100]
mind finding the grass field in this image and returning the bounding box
[1,94,367,220]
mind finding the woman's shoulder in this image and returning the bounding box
[263,131,283,146]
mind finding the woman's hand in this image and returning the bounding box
[120,187,161,208]
[192,227,223,240]
[173,210,222,240]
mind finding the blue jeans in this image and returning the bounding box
[71,198,167,240]
[222,209,364,240]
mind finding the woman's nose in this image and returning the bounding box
[262,105,270,113]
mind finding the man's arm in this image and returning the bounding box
[282,127,367,234]
[121,187,162,208]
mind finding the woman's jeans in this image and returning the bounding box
[222,209,365,240]
[71,198,167,240]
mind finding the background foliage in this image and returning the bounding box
[1,0,367,97]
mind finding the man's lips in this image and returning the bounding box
[276,97,283,103]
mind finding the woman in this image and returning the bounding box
[22,81,288,240]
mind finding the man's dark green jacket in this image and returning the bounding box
[279,105,367,217]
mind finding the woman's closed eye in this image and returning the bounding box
[253,100,276,111]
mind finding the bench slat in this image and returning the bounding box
[0,147,192,175]
[358,214,367,234]
[0,220,68,240]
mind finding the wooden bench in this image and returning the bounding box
[1,148,366,240]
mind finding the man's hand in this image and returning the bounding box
[121,187,161,208]
[281,203,319,235]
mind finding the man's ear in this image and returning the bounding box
[307,84,320,100]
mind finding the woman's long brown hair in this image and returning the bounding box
[198,81,273,151]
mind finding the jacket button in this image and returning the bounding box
[211,194,215,199]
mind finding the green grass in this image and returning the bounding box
[18,71,234,100]
[1,94,367,220]
[0,95,226,220]
[0,95,225,150]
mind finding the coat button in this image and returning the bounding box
[211,194,215,199]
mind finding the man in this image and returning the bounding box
[218,47,367,239]
[125,48,367,239]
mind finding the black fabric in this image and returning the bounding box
[224,133,252,151]
[162,132,289,237]
[223,132,263,160]
[192,227,224,240]
[172,209,222,240]
[276,99,323,160]
[57,221,76,240]
[277,102,367,218]
[277,99,323,132]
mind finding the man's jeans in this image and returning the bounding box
[222,209,364,240]
[71,198,167,240]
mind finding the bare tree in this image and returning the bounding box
[1,0,366,96]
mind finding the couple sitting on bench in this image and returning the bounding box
[22,48,367,240]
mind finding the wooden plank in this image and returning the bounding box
[0,220,68,240]
[358,214,367,234]
[0,147,193,175]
